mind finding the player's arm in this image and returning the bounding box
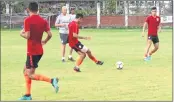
[158,18,162,33]
[73,33,91,40]
[20,29,30,39]
[158,23,161,33]
[20,19,30,39]
[42,31,52,45]
[42,21,52,45]
[142,22,147,37]
[54,16,65,27]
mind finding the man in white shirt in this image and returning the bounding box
[70,8,76,21]
[55,6,75,62]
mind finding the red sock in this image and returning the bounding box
[24,73,32,95]
[32,74,51,83]
[88,55,98,63]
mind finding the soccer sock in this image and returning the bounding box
[76,57,83,67]
[69,55,72,58]
[24,72,31,95]
[88,55,98,63]
[31,74,51,83]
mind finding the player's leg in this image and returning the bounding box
[20,67,33,100]
[147,36,159,60]
[66,34,75,61]
[68,48,75,62]
[149,43,159,55]
[28,55,59,93]
[144,36,152,61]
[74,51,86,72]
[86,49,104,65]
[60,33,67,62]
[61,44,66,62]
[149,36,159,56]
[19,55,59,100]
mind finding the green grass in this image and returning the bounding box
[1,29,172,101]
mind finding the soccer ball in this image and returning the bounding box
[116,61,124,69]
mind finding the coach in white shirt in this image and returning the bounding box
[55,6,75,62]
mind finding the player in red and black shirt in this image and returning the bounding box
[142,7,161,61]
[68,14,104,72]
[19,2,59,100]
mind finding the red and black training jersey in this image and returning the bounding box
[145,15,161,36]
[68,21,79,47]
[24,15,50,55]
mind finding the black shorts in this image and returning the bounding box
[148,36,159,44]
[72,41,88,53]
[26,55,43,69]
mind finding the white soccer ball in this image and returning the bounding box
[116,61,124,69]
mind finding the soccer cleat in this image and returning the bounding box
[18,95,32,100]
[62,59,65,62]
[96,61,104,65]
[144,57,149,61]
[74,67,81,72]
[52,78,59,93]
[147,56,152,60]
[68,57,75,62]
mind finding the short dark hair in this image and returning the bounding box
[71,8,75,11]
[151,7,157,10]
[76,13,83,19]
[28,2,38,12]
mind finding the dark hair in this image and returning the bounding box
[71,8,75,11]
[151,7,157,10]
[76,13,83,19]
[28,2,38,12]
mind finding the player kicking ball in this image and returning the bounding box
[142,7,161,61]
[68,14,104,72]
[19,2,59,100]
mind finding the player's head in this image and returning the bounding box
[75,13,83,23]
[28,2,39,14]
[151,7,157,16]
[71,8,75,14]
[62,6,67,15]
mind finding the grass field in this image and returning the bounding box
[1,29,172,101]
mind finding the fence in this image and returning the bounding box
[1,0,173,29]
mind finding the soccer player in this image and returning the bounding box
[19,2,59,100]
[55,6,75,62]
[142,7,161,61]
[68,14,104,72]
[70,8,76,21]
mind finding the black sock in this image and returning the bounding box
[25,94,31,97]
[51,79,53,84]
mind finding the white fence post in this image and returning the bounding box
[97,2,101,28]
[66,2,70,14]
[124,1,128,27]
[5,2,10,14]
[103,1,105,12]
[156,1,160,16]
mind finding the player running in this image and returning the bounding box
[68,14,104,72]
[142,7,161,61]
[19,2,59,100]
